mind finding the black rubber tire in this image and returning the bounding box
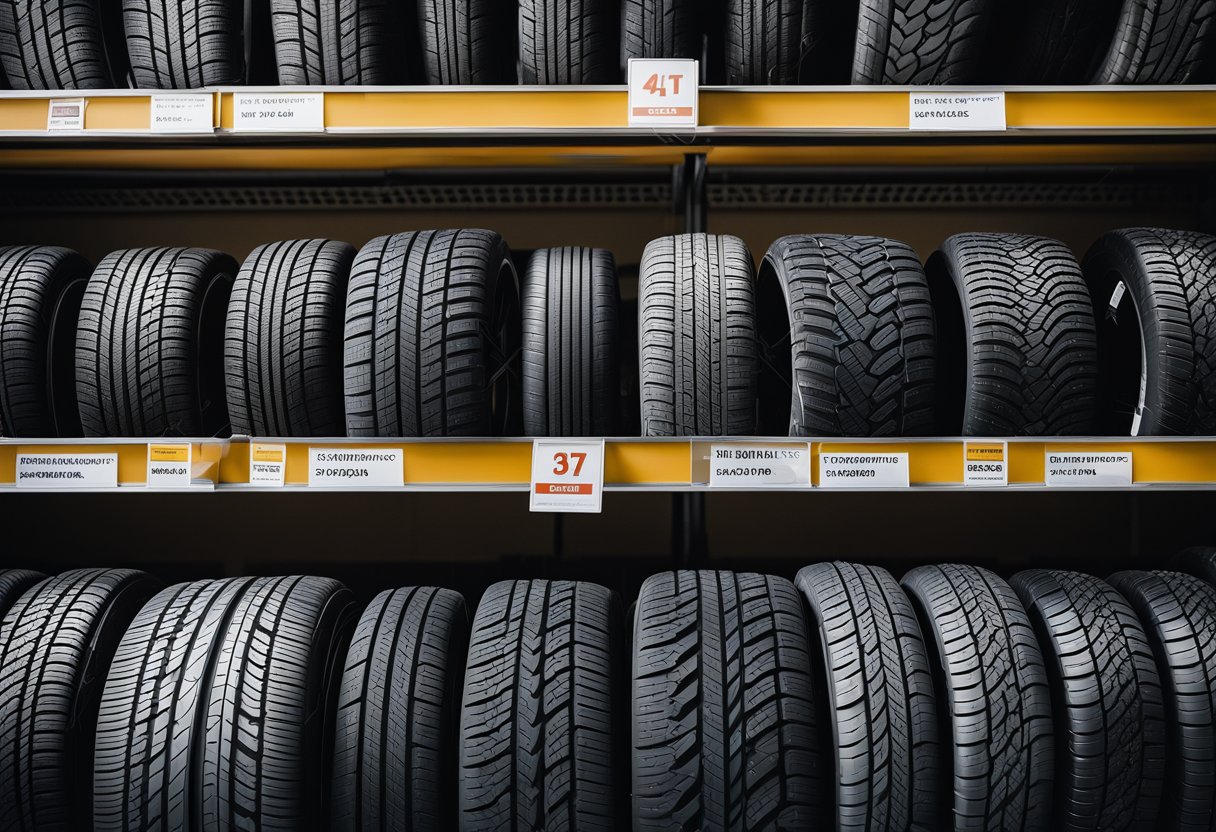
[76,247,236,438]
[94,575,357,832]
[519,0,618,84]
[1011,569,1166,832]
[795,562,939,831]
[459,579,622,831]
[983,0,1121,84]
[0,0,112,89]
[757,234,936,437]
[522,247,619,436]
[419,0,516,83]
[632,570,826,831]
[0,246,90,438]
[270,0,410,84]
[639,234,759,437]
[0,569,43,619]
[1095,0,1216,84]
[331,587,469,832]
[725,0,806,84]
[226,239,353,437]
[1082,228,1216,436]
[122,0,244,88]
[928,233,1099,436]
[1177,545,1216,586]
[0,569,157,832]
[852,0,996,84]
[1108,570,1216,831]
[343,230,520,437]
[621,0,703,67]
[901,564,1054,831]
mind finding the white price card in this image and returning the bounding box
[709,444,810,488]
[309,448,403,488]
[16,453,117,488]
[530,439,605,513]
[249,443,286,487]
[47,99,85,131]
[819,452,910,489]
[150,93,213,133]
[233,92,324,132]
[963,441,1007,487]
[909,92,1006,131]
[147,443,191,488]
[628,58,698,128]
[1045,452,1132,487]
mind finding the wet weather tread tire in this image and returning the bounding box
[795,562,939,831]
[1108,570,1216,831]
[1082,228,1216,436]
[270,0,408,84]
[928,232,1099,436]
[331,587,469,832]
[1095,0,1216,84]
[459,579,622,831]
[123,0,244,88]
[984,0,1120,83]
[419,0,515,83]
[902,564,1054,831]
[0,0,112,88]
[0,569,157,832]
[725,0,804,84]
[853,0,997,84]
[522,247,619,436]
[639,234,759,436]
[344,230,519,437]
[758,234,936,437]
[519,0,618,84]
[0,569,42,619]
[226,239,354,436]
[632,570,825,831]
[93,576,357,832]
[0,246,90,437]
[77,247,236,438]
[622,0,701,65]
[1011,569,1166,832]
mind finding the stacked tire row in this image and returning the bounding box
[1,0,1212,89]
[3,547,1216,830]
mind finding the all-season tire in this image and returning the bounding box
[419,0,515,83]
[983,0,1120,83]
[1095,0,1216,84]
[1082,228,1216,436]
[123,0,244,87]
[725,0,805,84]
[852,0,996,84]
[522,247,619,436]
[928,233,1099,436]
[1012,569,1166,831]
[519,0,618,83]
[0,246,90,437]
[639,234,759,436]
[902,564,1053,831]
[0,0,112,88]
[331,587,468,832]
[621,0,702,67]
[226,239,353,436]
[0,569,157,832]
[0,569,42,618]
[1108,570,1216,831]
[343,230,520,437]
[459,580,622,831]
[795,562,938,830]
[269,0,410,84]
[632,570,825,830]
[76,247,236,437]
[758,234,936,437]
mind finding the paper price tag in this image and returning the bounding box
[963,441,1007,486]
[909,92,1005,131]
[530,440,605,513]
[309,448,403,487]
[628,59,698,128]
[709,444,810,487]
[16,453,117,488]
[249,443,286,487]
[1045,452,1132,487]
[819,452,910,489]
[150,93,213,133]
[147,443,191,487]
[233,92,324,132]
[47,99,85,131]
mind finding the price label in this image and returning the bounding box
[530,440,605,513]
[1045,452,1132,487]
[709,444,810,487]
[150,93,213,133]
[47,99,85,131]
[963,441,1007,486]
[819,452,910,489]
[232,92,324,132]
[16,453,117,488]
[309,448,403,488]
[628,58,698,128]
[249,443,286,487]
[147,443,191,487]
[909,92,1005,131]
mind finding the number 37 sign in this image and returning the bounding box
[628,58,698,128]
[530,439,606,513]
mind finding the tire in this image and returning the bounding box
[1177,545,1216,586]
[459,579,622,831]
[226,239,354,436]
[419,0,516,83]
[901,564,1053,831]
[122,0,244,88]
[621,0,702,68]
[1082,228,1216,436]
[519,0,618,84]
[0,569,42,618]
[1095,0,1216,84]
[0,0,112,89]
[0,569,157,832]
[983,0,1121,83]
[343,230,520,437]
[270,0,410,84]
[725,0,805,84]
[76,247,236,438]
[331,587,469,832]
[928,233,1099,436]
[1011,569,1166,832]
[639,234,759,436]
[795,562,938,830]
[0,246,90,438]
[852,0,996,84]
[522,247,619,436]
[632,571,826,830]
[94,575,357,832]
[757,234,936,437]
[1108,570,1216,831]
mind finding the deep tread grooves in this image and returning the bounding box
[0,0,111,89]
[853,0,997,84]
[519,0,618,84]
[1095,0,1216,83]
[621,0,701,64]
[725,0,805,84]
[122,0,244,88]
[419,0,515,83]
[269,0,407,84]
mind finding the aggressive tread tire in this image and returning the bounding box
[853,0,996,84]
[1095,0,1216,83]
[519,0,618,83]
[270,0,409,84]
[419,0,515,83]
[725,0,805,84]
[0,0,112,89]
[123,0,244,87]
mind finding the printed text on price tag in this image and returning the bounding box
[709,444,810,487]
[1045,452,1132,487]
[309,448,403,487]
[819,452,910,489]
[530,440,605,513]
[147,443,191,487]
[249,443,286,487]
[628,59,698,128]
[16,453,117,488]
[963,441,1007,486]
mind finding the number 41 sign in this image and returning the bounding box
[628,59,698,128]
[530,439,605,513]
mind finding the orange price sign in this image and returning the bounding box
[530,440,605,513]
